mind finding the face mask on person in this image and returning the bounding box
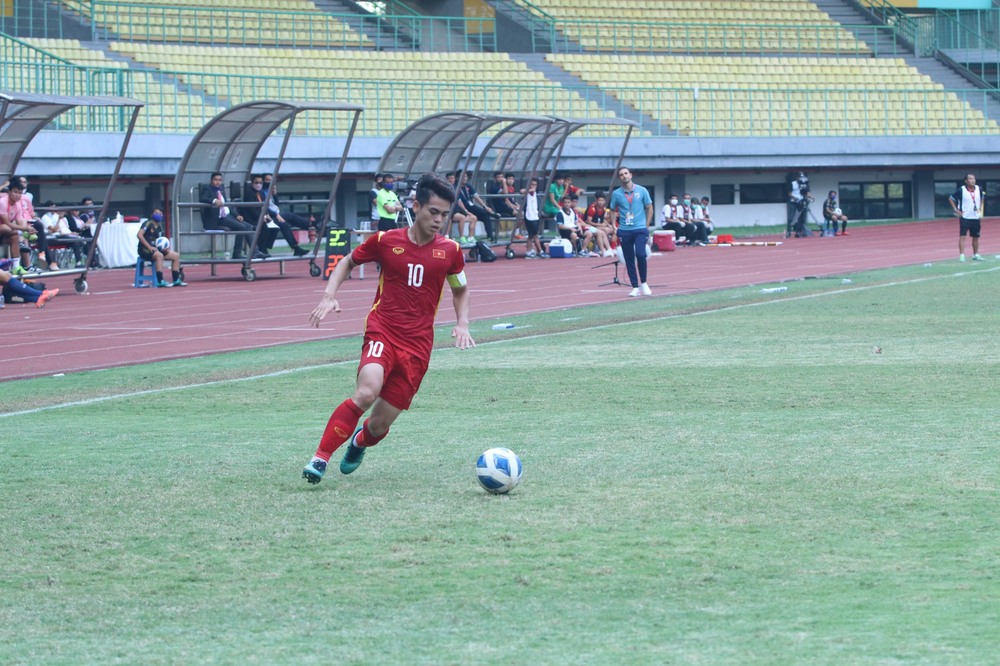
[383,182,394,191]
[683,198,691,205]
[252,183,263,191]
[151,213,163,222]
[669,198,678,205]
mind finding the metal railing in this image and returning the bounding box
[0,0,72,39]
[544,21,899,57]
[4,57,997,137]
[860,0,934,56]
[933,10,1000,89]
[83,1,496,51]
[613,85,1000,136]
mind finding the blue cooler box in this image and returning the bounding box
[548,239,571,257]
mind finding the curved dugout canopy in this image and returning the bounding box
[0,91,143,178]
[172,100,364,231]
[0,91,144,291]
[377,112,637,193]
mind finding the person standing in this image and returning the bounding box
[375,173,404,232]
[302,173,475,485]
[609,166,654,297]
[368,173,383,231]
[949,173,985,262]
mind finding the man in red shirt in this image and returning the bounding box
[303,173,475,485]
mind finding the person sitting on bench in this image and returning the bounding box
[199,172,264,260]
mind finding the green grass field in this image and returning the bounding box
[3,262,1000,664]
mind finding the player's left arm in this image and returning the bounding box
[447,271,475,350]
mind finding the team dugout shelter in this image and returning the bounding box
[172,100,363,282]
[0,90,144,294]
[377,112,636,259]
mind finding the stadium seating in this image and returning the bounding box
[517,0,867,54]
[19,38,222,133]
[106,43,623,136]
[59,0,373,49]
[549,54,1000,135]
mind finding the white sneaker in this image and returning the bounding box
[640,283,652,296]
[525,250,536,258]
[959,253,966,262]
[628,287,640,298]
[973,254,984,261]
[602,249,615,257]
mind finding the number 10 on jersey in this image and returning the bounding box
[407,263,424,287]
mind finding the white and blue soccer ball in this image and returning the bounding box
[154,236,171,252]
[475,447,522,494]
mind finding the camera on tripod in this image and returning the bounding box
[793,171,812,207]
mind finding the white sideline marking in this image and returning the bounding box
[3,266,996,419]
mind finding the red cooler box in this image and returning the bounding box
[652,230,676,252]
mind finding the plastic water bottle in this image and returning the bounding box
[492,323,514,330]
[760,287,787,294]
[0,294,5,309]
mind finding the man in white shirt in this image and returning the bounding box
[949,173,985,262]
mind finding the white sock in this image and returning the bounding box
[12,258,20,270]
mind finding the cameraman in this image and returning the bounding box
[786,171,812,238]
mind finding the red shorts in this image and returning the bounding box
[358,334,430,411]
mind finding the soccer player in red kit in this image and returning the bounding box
[302,173,475,484]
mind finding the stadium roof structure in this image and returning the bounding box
[171,100,364,279]
[377,112,638,188]
[0,90,144,294]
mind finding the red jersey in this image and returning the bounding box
[352,228,465,359]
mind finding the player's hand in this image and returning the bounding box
[309,295,340,327]
[451,325,475,350]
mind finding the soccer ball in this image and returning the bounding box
[154,236,170,252]
[475,448,522,494]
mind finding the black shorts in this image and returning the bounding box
[378,217,398,232]
[137,247,155,261]
[524,219,540,237]
[558,228,577,240]
[959,218,981,238]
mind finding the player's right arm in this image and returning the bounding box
[309,253,358,327]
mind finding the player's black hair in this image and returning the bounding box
[414,172,456,206]
[7,177,24,191]
[595,191,607,199]
[210,171,223,180]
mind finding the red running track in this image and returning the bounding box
[0,219,986,382]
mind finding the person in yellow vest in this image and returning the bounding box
[375,173,404,232]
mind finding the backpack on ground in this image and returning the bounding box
[476,240,496,262]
